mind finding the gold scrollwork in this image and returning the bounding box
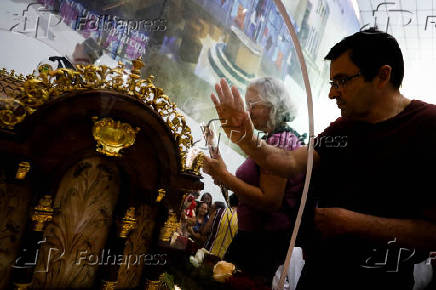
[120,207,136,238]
[156,189,166,203]
[32,195,54,232]
[0,58,194,172]
[92,117,140,157]
[16,161,31,180]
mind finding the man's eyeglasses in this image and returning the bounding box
[329,72,361,89]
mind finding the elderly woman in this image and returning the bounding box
[203,77,305,285]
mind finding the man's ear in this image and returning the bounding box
[377,65,392,87]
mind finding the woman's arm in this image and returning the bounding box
[222,169,286,211]
[188,224,207,245]
[203,155,287,211]
[201,208,217,236]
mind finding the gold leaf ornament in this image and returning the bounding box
[16,161,31,180]
[156,189,166,203]
[32,195,54,231]
[120,207,136,238]
[92,117,140,157]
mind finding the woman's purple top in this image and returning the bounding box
[235,131,305,232]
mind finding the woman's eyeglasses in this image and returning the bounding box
[245,100,272,110]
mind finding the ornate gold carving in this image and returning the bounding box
[92,117,140,157]
[144,279,163,290]
[16,161,31,180]
[184,149,204,175]
[102,280,118,290]
[159,209,180,243]
[144,273,169,290]
[156,189,166,203]
[32,195,54,231]
[120,207,136,238]
[190,151,205,175]
[0,59,193,172]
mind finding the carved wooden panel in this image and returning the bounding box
[0,170,32,289]
[32,157,120,288]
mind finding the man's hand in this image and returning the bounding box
[211,78,255,145]
[203,155,229,185]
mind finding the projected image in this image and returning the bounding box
[32,0,360,136]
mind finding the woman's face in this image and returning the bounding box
[245,88,272,132]
[198,203,208,216]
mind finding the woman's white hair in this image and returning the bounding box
[247,77,298,130]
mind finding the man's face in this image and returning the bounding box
[329,51,375,119]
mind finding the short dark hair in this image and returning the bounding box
[324,28,404,88]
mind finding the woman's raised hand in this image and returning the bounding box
[211,78,254,145]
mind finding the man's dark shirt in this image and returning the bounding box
[297,100,436,290]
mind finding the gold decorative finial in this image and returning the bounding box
[131,57,144,75]
[159,209,180,243]
[120,207,136,238]
[92,117,140,157]
[156,189,166,203]
[32,195,54,231]
[16,161,31,180]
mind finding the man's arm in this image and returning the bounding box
[240,139,317,178]
[315,207,436,251]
